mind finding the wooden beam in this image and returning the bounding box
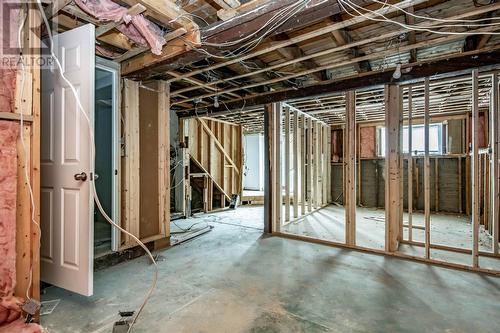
[45,0,73,19]
[327,125,332,203]
[308,117,313,213]
[56,13,134,51]
[472,69,480,267]
[217,0,268,20]
[123,79,141,242]
[312,121,318,209]
[284,107,291,222]
[407,86,414,242]
[264,103,282,233]
[129,0,424,80]
[122,0,197,31]
[126,0,357,78]
[181,50,500,117]
[385,84,402,252]
[172,1,500,99]
[95,4,146,37]
[174,27,500,105]
[492,73,500,254]
[345,90,356,246]
[328,16,371,73]
[301,114,306,216]
[121,29,200,76]
[209,0,240,10]
[424,78,431,259]
[158,81,170,237]
[323,125,328,205]
[197,118,240,174]
[293,111,299,219]
[405,6,418,63]
[272,37,325,81]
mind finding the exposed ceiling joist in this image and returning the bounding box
[121,0,198,31]
[177,49,500,118]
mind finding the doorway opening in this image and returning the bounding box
[94,58,120,257]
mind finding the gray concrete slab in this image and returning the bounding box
[42,206,500,333]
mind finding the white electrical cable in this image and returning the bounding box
[35,1,157,332]
[370,0,500,24]
[17,2,42,309]
[339,0,500,35]
[182,0,312,59]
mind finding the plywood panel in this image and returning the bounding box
[139,83,160,239]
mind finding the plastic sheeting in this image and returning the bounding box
[75,0,166,55]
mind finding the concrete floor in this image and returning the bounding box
[41,206,500,332]
[282,205,500,270]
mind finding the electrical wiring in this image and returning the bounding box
[339,0,500,35]
[369,0,500,24]
[181,0,312,60]
[17,3,42,311]
[35,1,158,332]
[170,220,209,234]
[202,1,310,48]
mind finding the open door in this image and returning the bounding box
[40,24,95,296]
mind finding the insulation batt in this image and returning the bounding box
[0,121,18,297]
[75,0,166,55]
[0,0,20,114]
[0,122,42,332]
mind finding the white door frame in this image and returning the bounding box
[95,56,121,252]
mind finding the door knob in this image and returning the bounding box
[74,172,87,181]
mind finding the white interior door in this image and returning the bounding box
[41,24,95,296]
[243,134,263,190]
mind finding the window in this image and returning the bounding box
[378,123,443,156]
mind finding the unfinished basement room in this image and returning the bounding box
[2,0,500,332]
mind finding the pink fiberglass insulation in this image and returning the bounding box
[0,296,41,333]
[0,70,17,113]
[0,121,18,298]
[0,2,20,114]
[0,123,43,333]
[75,0,166,55]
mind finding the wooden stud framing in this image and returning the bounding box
[323,125,328,205]
[345,90,356,245]
[301,114,306,215]
[458,156,463,214]
[424,78,431,259]
[492,73,500,254]
[123,79,141,243]
[284,107,291,222]
[308,117,313,212]
[264,103,282,233]
[314,121,320,209]
[175,118,189,216]
[384,84,402,252]
[466,114,471,216]
[158,81,170,237]
[276,232,500,277]
[327,126,332,203]
[408,86,414,242]
[435,158,439,212]
[472,69,480,267]
[293,111,299,218]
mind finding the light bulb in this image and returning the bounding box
[214,95,219,108]
[393,63,402,79]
